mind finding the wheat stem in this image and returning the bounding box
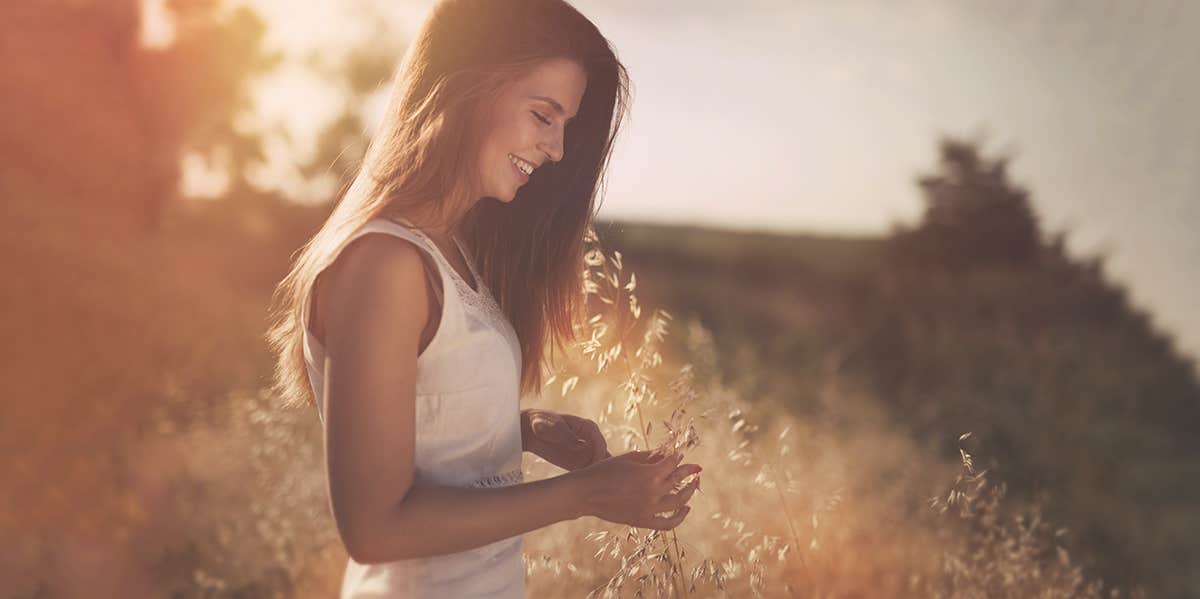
[768,459,811,595]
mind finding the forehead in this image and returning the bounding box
[508,57,587,115]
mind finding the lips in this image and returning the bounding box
[510,159,529,183]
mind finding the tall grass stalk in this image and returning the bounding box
[564,229,705,597]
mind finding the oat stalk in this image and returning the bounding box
[611,250,690,599]
[574,230,696,598]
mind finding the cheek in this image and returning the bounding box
[477,108,535,171]
[497,114,538,150]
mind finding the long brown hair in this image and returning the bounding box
[266,0,631,408]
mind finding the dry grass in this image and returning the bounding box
[4,221,1144,597]
[518,229,1136,598]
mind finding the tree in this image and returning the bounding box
[891,138,1043,272]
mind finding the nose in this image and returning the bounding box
[538,126,565,165]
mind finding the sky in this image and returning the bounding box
[174,0,1200,361]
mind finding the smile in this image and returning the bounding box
[508,153,534,176]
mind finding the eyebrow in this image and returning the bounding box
[531,95,577,124]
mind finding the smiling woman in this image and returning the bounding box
[263,0,702,597]
[474,57,586,203]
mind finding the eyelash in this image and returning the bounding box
[531,111,551,126]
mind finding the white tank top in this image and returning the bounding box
[301,216,526,598]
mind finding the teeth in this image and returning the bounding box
[509,154,533,175]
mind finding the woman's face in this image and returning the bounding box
[474,57,588,203]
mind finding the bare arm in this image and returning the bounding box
[319,234,587,564]
[347,474,587,563]
[319,234,699,566]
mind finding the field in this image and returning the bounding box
[7,192,1195,597]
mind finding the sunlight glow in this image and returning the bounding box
[181,151,232,199]
[138,0,176,48]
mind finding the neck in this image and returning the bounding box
[384,191,483,244]
[387,207,459,240]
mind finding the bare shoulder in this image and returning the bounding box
[316,233,432,350]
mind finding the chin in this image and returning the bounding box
[482,192,515,204]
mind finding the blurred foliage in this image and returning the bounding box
[0,1,314,596]
[297,14,407,185]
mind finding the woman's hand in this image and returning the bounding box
[522,408,611,471]
[573,449,702,530]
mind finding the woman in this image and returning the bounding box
[265,0,702,596]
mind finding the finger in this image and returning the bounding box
[656,478,700,512]
[645,506,691,531]
[653,451,685,477]
[532,415,575,445]
[565,417,600,448]
[559,432,590,453]
[629,448,669,463]
[585,423,609,463]
[665,463,703,489]
[589,441,607,464]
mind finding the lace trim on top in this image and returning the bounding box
[470,467,524,488]
[448,235,506,324]
[391,220,511,334]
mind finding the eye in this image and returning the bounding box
[530,110,551,126]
